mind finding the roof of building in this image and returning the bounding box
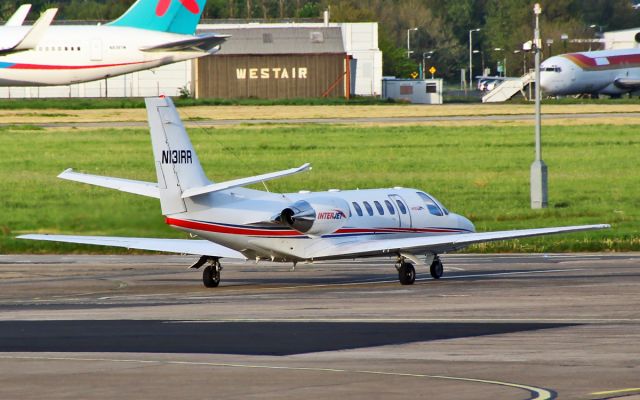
[197,26,345,55]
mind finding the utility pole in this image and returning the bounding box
[531,3,547,209]
[468,28,480,90]
[406,27,417,59]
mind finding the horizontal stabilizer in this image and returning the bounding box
[181,163,311,198]
[18,234,246,259]
[6,4,32,26]
[59,168,159,198]
[140,33,230,53]
[307,224,611,259]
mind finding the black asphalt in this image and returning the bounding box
[0,320,575,356]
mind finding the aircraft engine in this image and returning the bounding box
[280,197,350,236]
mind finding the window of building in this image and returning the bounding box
[385,200,395,215]
[426,83,437,93]
[352,202,363,217]
[373,201,384,215]
[262,33,273,43]
[363,201,374,216]
[400,85,413,95]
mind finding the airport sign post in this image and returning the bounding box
[531,3,548,209]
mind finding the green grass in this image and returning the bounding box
[0,96,395,110]
[1,123,638,254]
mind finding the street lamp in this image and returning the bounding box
[472,49,485,76]
[422,50,435,79]
[407,27,418,59]
[494,47,506,77]
[531,3,547,209]
[514,50,526,75]
[561,33,569,52]
[545,39,554,57]
[468,28,480,89]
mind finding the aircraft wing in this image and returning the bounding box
[0,8,57,54]
[17,234,246,259]
[58,169,159,198]
[306,224,610,259]
[140,33,230,53]
[6,5,32,26]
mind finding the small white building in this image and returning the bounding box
[0,21,381,99]
[382,78,443,104]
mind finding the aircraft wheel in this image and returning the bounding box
[430,257,444,279]
[398,262,416,285]
[203,263,220,288]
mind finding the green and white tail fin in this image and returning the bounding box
[109,0,206,35]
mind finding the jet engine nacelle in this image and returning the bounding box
[280,197,350,237]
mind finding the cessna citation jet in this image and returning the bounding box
[540,48,640,96]
[19,97,610,287]
[0,0,227,86]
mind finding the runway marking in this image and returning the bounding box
[591,388,640,396]
[165,317,640,323]
[182,268,586,299]
[0,355,555,400]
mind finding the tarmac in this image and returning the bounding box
[0,253,638,399]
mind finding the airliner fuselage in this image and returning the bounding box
[540,49,640,96]
[0,26,211,86]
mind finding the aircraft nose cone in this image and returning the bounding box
[453,213,475,233]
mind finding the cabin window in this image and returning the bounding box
[395,200,407,214]
[417,192,444,216]
[352,202,363,217]
[363,201,374,216]
[374,201,384,215]
[385,200,396,215]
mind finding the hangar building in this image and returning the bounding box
[0,22,381,99]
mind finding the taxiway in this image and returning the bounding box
[0,253,638,399]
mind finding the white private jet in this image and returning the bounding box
[19,97,610,287]
[0,0,227,86]
[540,48,640,96]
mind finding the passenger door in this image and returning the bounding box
[388,194,412,228]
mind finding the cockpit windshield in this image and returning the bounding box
[416,192,448,216]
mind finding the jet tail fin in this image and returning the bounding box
[109,0,206,35]
[146,96,210,215]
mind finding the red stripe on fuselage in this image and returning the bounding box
[8,60,149,70]
[563,53,640,70]
[165,217,463,237]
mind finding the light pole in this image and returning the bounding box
[545,39,554,57]
[422,50,434,79]
[494,47,506,77]
[531,3,547,209]
[561,33,569,53]
[407,27,418,59]
[468,28,480,89]
[472,49,484,76]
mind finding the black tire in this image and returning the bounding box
[430,258,444,279]
[203,264,220,288]
[398,262,416,285]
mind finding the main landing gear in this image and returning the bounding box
[191,256,223,288]
[395,255,444,285]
